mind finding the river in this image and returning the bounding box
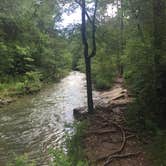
[0,71,87,165]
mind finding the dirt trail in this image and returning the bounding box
[82,78,151,166]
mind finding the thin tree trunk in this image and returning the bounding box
[153,0,166,126]
[116,0,120,75]
[153,0,165,65]
[85,57,94,112]
[120,0,124,75]
[81,0,94,113]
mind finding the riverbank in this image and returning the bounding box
[0,71,69,108]
[73,78,152,166]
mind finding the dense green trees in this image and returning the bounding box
[1,0,166,131]
[121,0,166,129]
[71,0,166,128]
[0,0,72,95]
[1,0,166,164]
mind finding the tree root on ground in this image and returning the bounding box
[104,152,141,166]
[126,134,136,139]
[89,112,141,165]
[85,129,117,135]
[111,122,126,153]
[96,122,140,165]
[96,122,126,161]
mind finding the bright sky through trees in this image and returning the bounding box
[58,3,117,28]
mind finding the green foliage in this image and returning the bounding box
[24,71,42,83]
[124,39,156,126]
[0,0,72,96]
[121,1,166,164]
[50,122,88,166]
[0,72,42,96]
[66,122,88,165]
[119,0,166,129]
[92,52,116,90]
[148,131,166,166]
[49,149,71,166]
[1,0,166,165]
[7,154,36,166]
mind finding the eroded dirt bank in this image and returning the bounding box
[75,78,151,166]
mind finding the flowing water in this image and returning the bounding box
[0,71,87,165]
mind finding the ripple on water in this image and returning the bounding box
[0,71,87,165]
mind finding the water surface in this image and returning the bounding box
[0,71,86,165]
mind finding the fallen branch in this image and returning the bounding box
[104,152,141,166]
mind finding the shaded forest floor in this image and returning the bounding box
[81,78,152,166]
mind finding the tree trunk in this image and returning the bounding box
[119,0,124,76]
[153,0,165,64]
[81,0,95,113]
[85,57,94,113]
[153,0,166,127]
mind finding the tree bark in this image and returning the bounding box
[81,0,97,113]
[153,0,165,64]
[85,57,94,113]
[118,0,124,76]
[153,0,166,127]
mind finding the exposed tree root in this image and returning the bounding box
[104,152,141,166]
[126,134,136,139]
[111,122,126,153]
[96,122,127,161]
[95,123,141,165]
[82,81,150,166]
[86,129,117,135]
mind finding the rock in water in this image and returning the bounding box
[73,106,88,120]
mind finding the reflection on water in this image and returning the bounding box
[0,71,86,165]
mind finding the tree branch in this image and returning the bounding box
[81,0,89,59]
[89,0,98,58]
[75,0,93,24]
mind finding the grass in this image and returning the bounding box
[0,70,71,99]
[0,81,41,96]
[0,71,43,98]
